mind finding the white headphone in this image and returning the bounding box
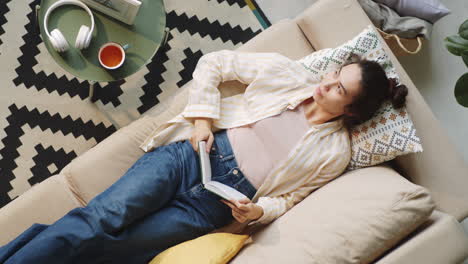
[44,0,95,52]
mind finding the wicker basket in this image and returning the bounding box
[377,28,423,56]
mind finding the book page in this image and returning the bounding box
[206,181,248,201]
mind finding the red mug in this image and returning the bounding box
[98,42,129,70]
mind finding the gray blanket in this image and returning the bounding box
[358,0,433,39]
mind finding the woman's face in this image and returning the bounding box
[313,63,363,116]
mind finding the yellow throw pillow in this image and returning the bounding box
[149,232,249,264]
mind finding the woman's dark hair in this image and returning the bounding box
[342,58,408,129]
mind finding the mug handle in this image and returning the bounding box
[122,43,131,51]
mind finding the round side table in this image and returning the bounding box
[37,0,167,98]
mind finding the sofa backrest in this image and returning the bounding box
[293,0,468,220]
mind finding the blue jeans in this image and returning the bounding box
[0,130,257,264]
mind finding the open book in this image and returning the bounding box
[198,141,248,201]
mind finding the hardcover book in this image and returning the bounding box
[198,141,248,201]
[80,0,141,25]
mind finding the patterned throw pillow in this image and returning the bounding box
[296,25,423,171]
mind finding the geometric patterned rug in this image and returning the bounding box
[0,0,270,209]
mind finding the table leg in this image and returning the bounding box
[35,6,40,32]
[162,27,170,46]
[89,81,96,101]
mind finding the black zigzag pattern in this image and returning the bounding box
[166,10,260,46]
[0,104,116,207]
[212,0,247,8]
[90,79,125,106]
[29,145,77,185]
[0,0,10,47]
[137,32,173,114]
[137,10,261,114]
[178,48,204,87]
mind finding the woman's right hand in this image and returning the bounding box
[190,118,214,153]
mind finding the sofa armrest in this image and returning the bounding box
[0,175,81,245]
[375,211,468,264]
[293,0,468,221]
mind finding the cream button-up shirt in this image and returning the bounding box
[140,50,351,226]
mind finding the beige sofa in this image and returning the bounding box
[1,0,468,262]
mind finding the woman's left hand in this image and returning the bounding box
[220,198,263,223]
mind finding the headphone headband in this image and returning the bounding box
[43,0,95,42]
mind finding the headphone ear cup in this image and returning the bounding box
[83,25,92,49]
[84,27,92,48]
[51,29,69,52]
[49,32,61,52]
[75,25,90,50]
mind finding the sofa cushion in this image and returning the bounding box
[295,0,372,52]
[229,165,435,264]
[297,25,423,171]
[0,175,81,245]
[237,19,315,60]
[375,211,468,264]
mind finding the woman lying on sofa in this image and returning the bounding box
[0,50,407,264]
